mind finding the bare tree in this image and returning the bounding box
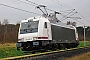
[16,21,21,25]
[0,21,1,25]
[2,19,9,43]
[2,19,9,25]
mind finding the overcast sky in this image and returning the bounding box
[0,0,90,26]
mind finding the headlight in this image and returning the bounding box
[33,37,37,40]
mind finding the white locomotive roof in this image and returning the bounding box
[21,15,48,23]
[21,16,41,23]
[21,16,45,22]
[20,15,75,29]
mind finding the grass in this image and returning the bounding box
[0,41,90,59]
[66,52,90,60]
[0,43,23,58]
[78,41,90,47]
[0,47,23,58]
[0,43,33,59]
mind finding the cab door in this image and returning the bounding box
[47,22,52,40]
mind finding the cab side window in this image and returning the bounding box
[44,22,47,28]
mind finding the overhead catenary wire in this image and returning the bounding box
[20,0,89,26]
[19,0,65,15]
[73,19,85,25]
[17,0,35,6]
[77,12,90,22]
[17,0,86,25]
[26,0,56,13]
[0,0,88,27]
[24,0,63,16]
[18,0,73,21]
[0,3,40,15]
[17,0,55,14]
[23,0,67,18]
[25,0,58,12]
[60,9,76,13]
[60,9,75,21]
[51,0,72,9]
[26,0,38,6]
[61,11,78,21]
[60,11,83,25]
[51,0,90,26]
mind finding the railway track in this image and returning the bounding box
[1,46,90,60]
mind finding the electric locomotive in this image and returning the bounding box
[16,13,79,52]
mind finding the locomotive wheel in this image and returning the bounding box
[52,44,58,51]
[60,44,65,49]
[44,48,47,52]
[58,44,61,50]
[66,44,71,49]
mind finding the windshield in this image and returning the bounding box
[20,21,39,34]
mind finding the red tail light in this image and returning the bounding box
[18,39,22,41]
[38,37,48,39]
